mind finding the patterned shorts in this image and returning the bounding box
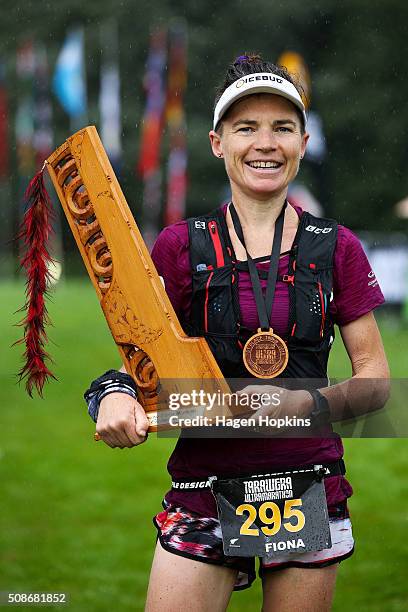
[153,500,355,590]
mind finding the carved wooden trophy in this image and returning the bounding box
[19,126,231,432]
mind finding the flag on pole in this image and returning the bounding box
[99,19,122,172]
[14,41,37,273]
[15,40,36,176]
[33,44,53,166]
[0,58,10,273]
[138,29,167,177]
[278,50,326,163]
[138,28,167,247]
[0,61,9,178]
[164,20,188,227]
[53,27,87,128]
[277,51,311,109]
[34,43,63,282]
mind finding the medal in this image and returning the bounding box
[230,202,289,379]
[243,328,289,379]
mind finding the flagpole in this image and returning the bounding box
[164,18,188,227]
[14,40,36,278]
[0,59,12,275]
[53,27,87,132]
[99,18,122,175]
[34,43,64,284]
[137,28,167,249]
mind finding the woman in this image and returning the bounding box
[88,54,389,611]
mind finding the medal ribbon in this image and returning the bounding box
[229,201,287,331]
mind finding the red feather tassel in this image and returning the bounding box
[16,166,57,397]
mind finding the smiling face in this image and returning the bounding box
[209,93,308,201]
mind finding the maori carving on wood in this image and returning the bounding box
[102,280,163,346]
[102,281,162,400]
[51,152,113,293]
[50,148,160,404]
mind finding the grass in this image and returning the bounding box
[1,280,407,611]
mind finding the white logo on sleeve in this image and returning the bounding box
[368,270,378,288]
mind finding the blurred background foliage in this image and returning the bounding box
[0,0,408,267]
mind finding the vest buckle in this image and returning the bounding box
[282,274,295,285]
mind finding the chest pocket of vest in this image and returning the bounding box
[191,264,238,336]
[293,263,334,344]
[189,263,246,377]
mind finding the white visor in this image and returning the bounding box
[213,72,307,130]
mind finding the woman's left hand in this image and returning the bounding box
[236,385,311,424]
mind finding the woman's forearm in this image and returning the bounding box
[295,369,391,423]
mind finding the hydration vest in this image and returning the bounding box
[183,207,338,382]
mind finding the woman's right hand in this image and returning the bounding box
[96,392,150,448]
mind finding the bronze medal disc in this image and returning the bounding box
[243,328,289,379]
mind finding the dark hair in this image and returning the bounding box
[214,52,306,133]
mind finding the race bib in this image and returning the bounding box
[210,467,331,558]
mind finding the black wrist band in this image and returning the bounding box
[84,369,137,399]
[84,370,138,423]
[308,389,331,428]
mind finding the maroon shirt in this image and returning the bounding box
[151,204,385,517]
